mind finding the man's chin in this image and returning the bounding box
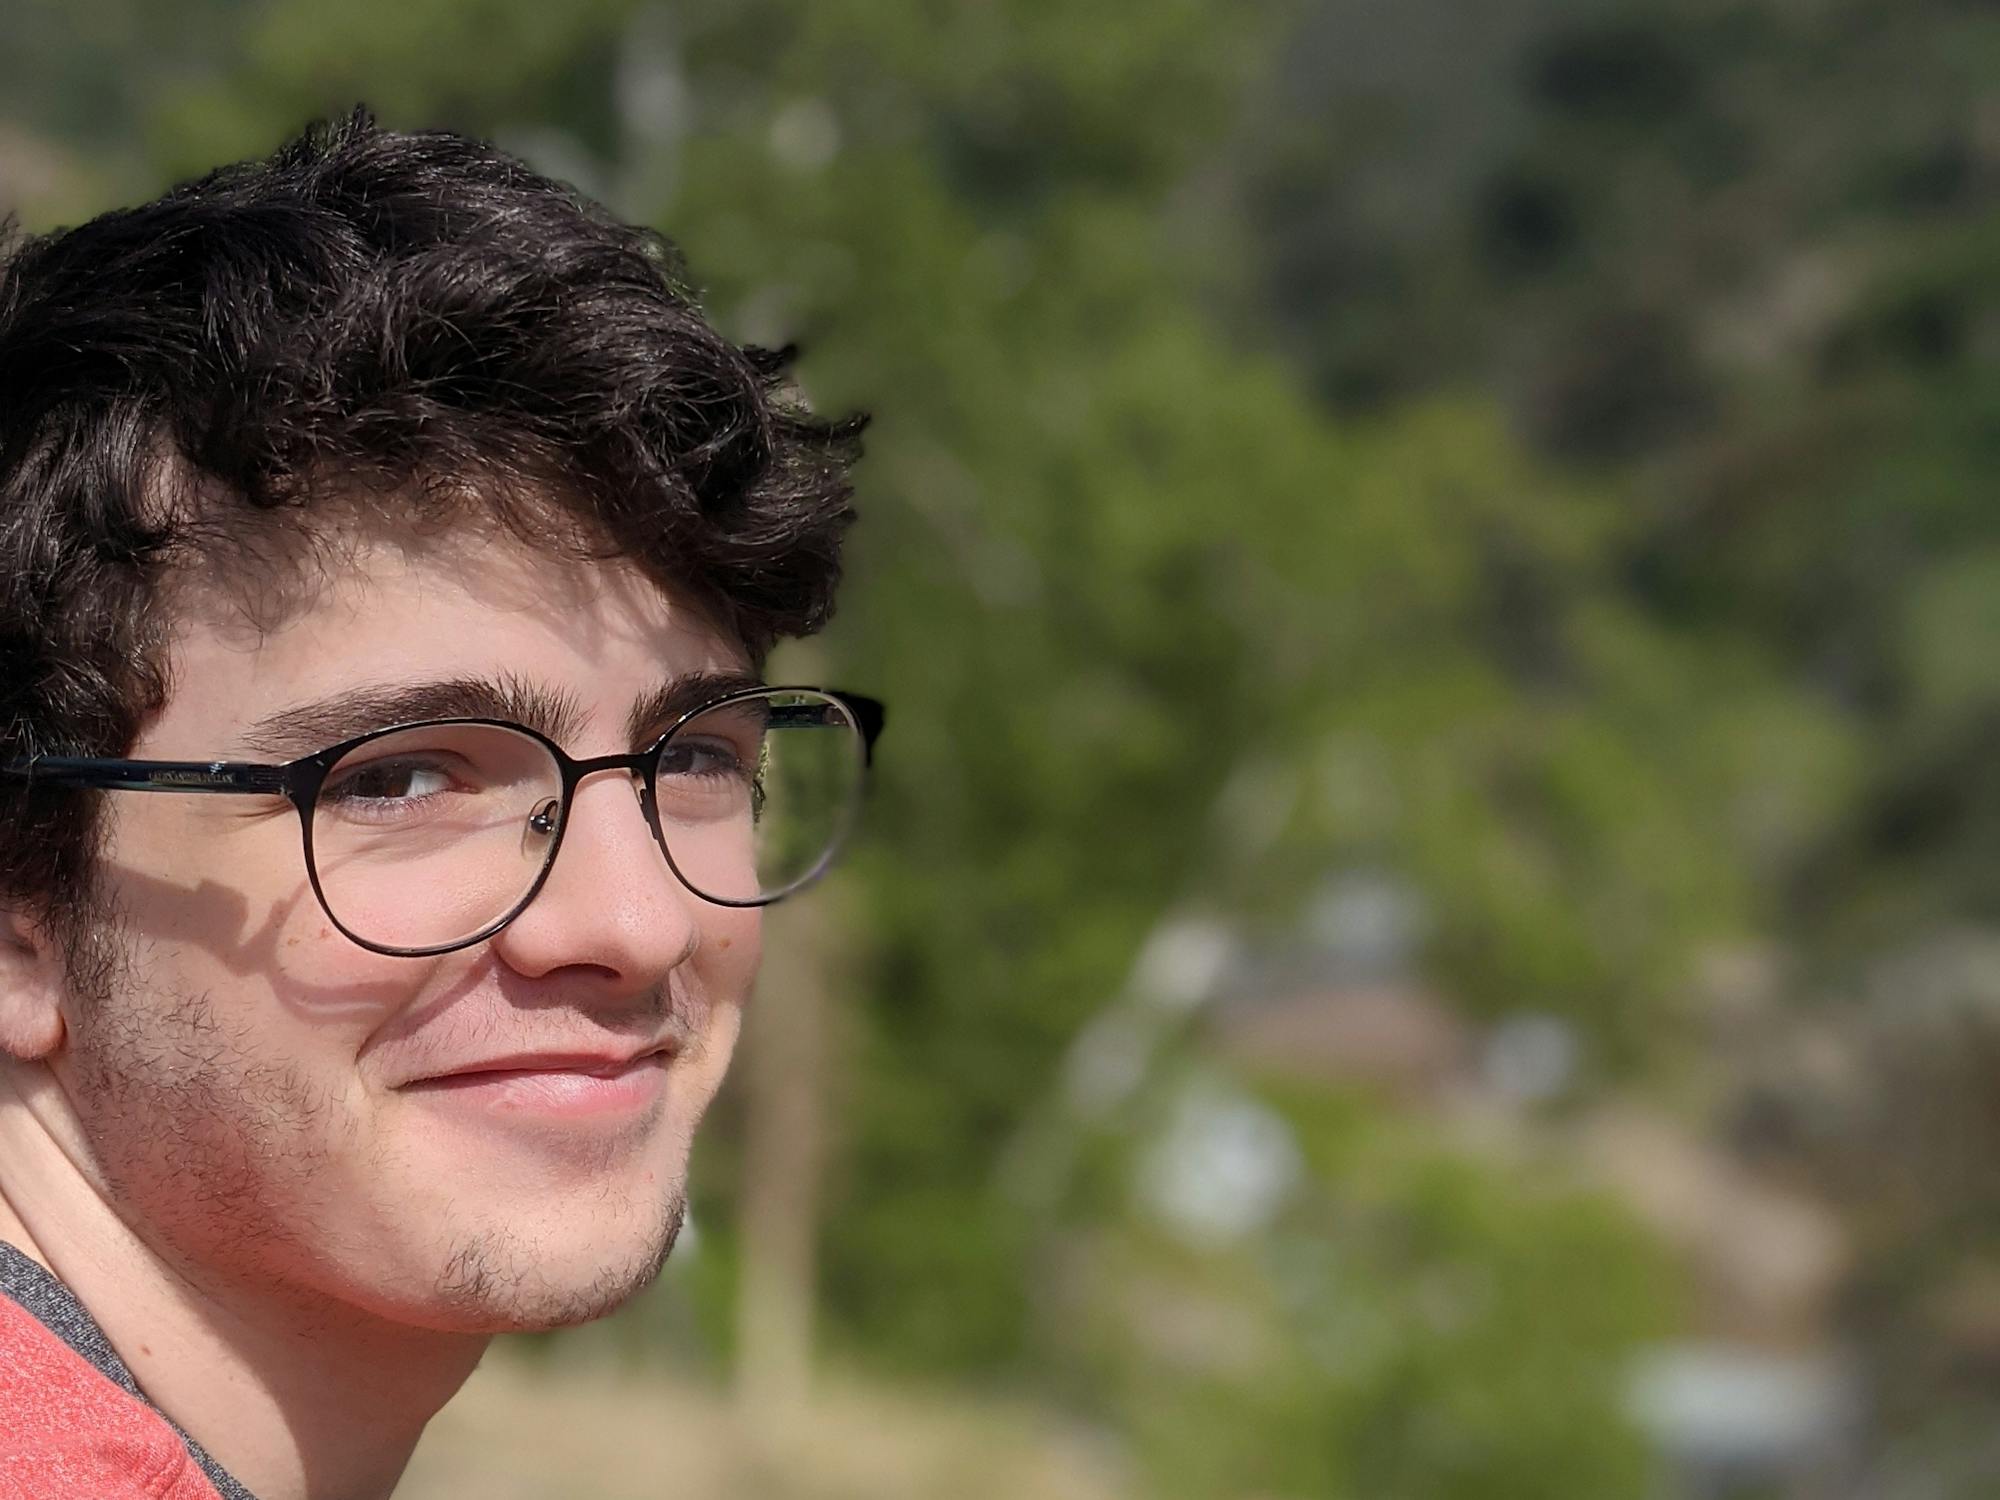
[421,1197,685,1334]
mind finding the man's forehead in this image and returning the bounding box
[148,528,751,755]
[170,518,706,641]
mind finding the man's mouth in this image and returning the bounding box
[400,1047,675,1118]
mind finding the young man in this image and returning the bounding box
[0,111,879,1498]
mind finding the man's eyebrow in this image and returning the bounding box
[626,670,767,743]
[236,676,588,759]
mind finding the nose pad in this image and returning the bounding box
[523,797,561,857]
[634,777,682,872]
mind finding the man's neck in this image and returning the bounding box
[0,1067,487,1500]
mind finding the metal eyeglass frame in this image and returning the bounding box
[0,684,886,959]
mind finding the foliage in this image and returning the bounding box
[1045,1072,1677,1499]
[13,0,1970,1491]
[1225,0,2000,1480]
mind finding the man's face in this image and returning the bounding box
[50,525,760,1333]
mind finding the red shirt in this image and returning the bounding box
[0,1290,224,1499]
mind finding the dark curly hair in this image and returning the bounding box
[0,108,863,942]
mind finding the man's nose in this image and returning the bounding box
[486,769,702,989]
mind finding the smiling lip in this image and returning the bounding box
[400,1049,671,1118]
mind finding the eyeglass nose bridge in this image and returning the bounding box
[503,744,695,950]
[531,745,668,848]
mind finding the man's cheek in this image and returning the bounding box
[710,902,762,959]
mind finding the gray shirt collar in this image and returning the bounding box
[0,1239,259,1500]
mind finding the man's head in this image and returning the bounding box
[0,111,862,1332]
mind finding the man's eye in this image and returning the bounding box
[657,740,750,780]
[325,759,456,803]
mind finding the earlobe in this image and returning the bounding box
[0,910,67,1061]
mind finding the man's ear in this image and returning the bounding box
[0,908,66,1061]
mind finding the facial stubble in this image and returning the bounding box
[59,930,692,1334]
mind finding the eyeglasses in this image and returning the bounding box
[2,685,885,958]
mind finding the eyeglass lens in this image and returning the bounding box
[306,690,865,954]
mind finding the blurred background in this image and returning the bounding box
[6,0,1998,1494]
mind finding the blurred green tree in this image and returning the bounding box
[1226,0,2000,1481]
[0,0,1871,1491]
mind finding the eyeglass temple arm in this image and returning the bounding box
[820,693,886,765]
[0,756,293,796]
[4,691,888,787]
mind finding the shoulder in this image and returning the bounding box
[0,1292,222,1500]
